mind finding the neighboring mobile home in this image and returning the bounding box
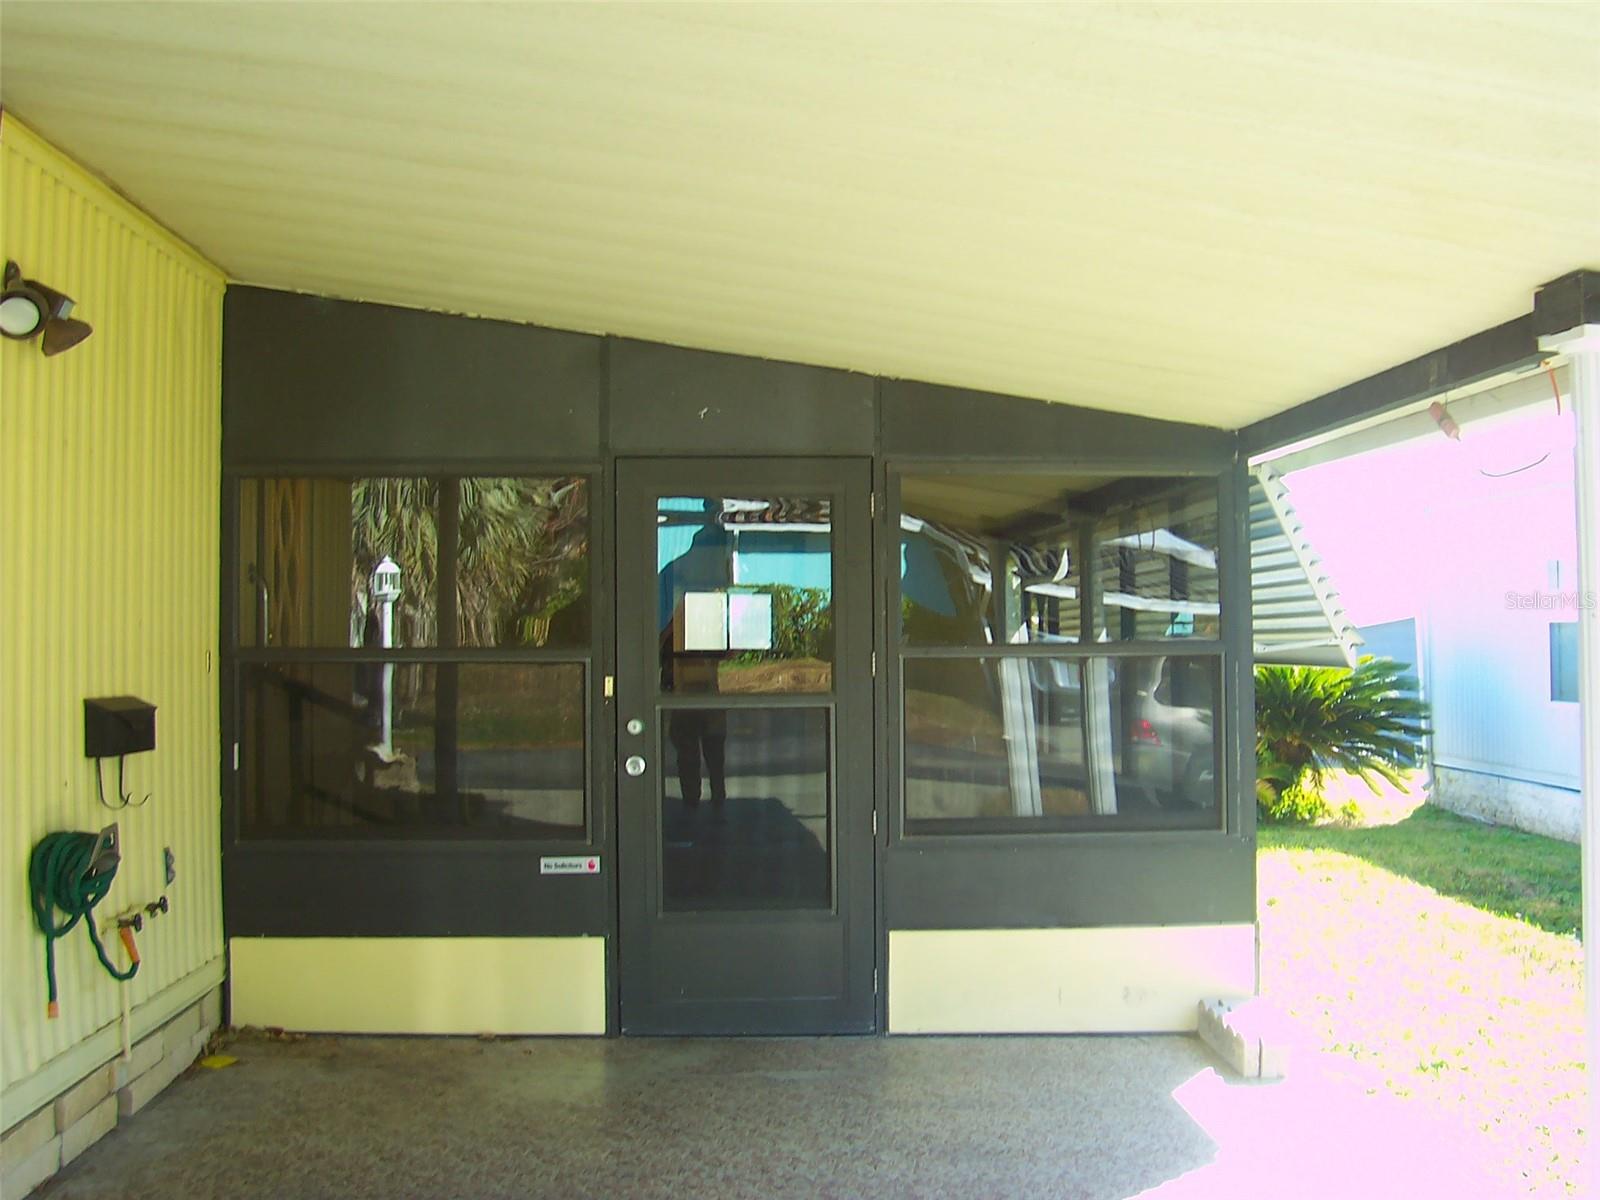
[1278,402,1584,841]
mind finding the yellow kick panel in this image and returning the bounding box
[230,938,607,1035]
[888,926,1256,1034]
[1,115,225,1113]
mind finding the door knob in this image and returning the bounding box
[624,755,647,777]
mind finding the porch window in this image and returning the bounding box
[895,471,1224,834]
[1550,621,1578,703]
[237,476,589,649]
[233,475,592,839]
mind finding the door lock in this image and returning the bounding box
[624,755,647,777]
[626,718,645,736]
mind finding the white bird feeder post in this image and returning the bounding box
[371,556,403,759]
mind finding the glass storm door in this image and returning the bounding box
[616,459,876,1033]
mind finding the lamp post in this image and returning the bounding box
[370,556,402,759]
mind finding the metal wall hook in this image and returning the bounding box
[96,755,150,810]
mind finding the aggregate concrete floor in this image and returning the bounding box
[38,1032,1506,1199]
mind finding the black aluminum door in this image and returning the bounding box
[616,458,876,1033]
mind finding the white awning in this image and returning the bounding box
[1250,465,1362,668]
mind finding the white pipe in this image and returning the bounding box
[108,911,133,1063]
[120,966,132,1064]
[1539,324,1599,1198]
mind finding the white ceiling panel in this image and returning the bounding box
[2,2,1596,428]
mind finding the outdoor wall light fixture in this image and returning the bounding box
[1,260,93,355]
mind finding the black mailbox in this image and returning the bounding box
[84,697,156,758]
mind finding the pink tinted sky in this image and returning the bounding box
[1282,401,1578,628]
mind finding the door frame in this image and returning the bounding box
[612,456,878,1034]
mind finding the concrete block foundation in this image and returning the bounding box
[0,985,219,1200]
[1197,997,1291,1081]
[1431,765,1580,843]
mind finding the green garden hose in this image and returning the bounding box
[29,831,139,1018]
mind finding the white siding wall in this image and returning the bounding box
[1424,471,1582,790]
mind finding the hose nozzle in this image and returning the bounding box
[117,924,141,966]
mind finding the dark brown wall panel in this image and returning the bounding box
[222,287,1251,948]
[607,338,876,456]
[882,378,1234,466]
[224,287,602,465]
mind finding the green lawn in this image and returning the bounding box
[1259,804,1582,937]
[1258,803,1586,1195]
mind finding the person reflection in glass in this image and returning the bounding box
[668,708,726,808]
[659,499,735,811]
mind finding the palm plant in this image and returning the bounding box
[1254,656,1429,823]
[455,476,587,647]
[350,476,587,649]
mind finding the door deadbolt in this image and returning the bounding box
[625,718,645,736]
[624,755,647,777]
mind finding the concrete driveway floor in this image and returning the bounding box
[36,1032,1508,1199]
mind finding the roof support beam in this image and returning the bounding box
[1240,269,1599,459]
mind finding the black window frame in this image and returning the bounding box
[224,465,604,852]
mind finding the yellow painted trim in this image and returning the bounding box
[229,938,607,1035]
[888,925,1257,1034]
[0,112,225,283]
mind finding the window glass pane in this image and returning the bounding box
[456,477,590,648]
[657,497,833,694]
[239,477,436,648]
[898,473,1221,646]
[1550,621,1578,703]
[241,662,585,838]
[903,655,1218,831]
[1092,480,1219,641]
[660,707,831,911]
[900,518,995,646]
[900,474,1090,646]
[238,476,590,649]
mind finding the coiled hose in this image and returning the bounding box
[30,831,139,1018]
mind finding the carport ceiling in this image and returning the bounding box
[2,3,1596,429]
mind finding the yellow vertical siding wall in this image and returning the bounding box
[0,116,226,1121]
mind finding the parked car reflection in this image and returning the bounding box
[903,654,1217,828]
